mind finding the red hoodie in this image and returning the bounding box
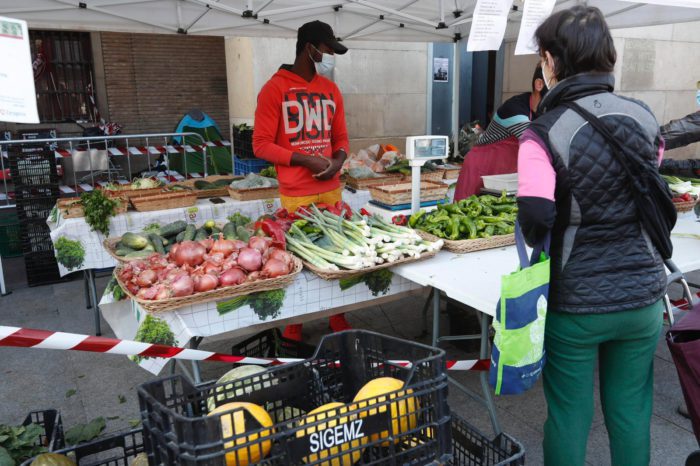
[252,68,349,197]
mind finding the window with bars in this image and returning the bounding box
[30,30,96,123]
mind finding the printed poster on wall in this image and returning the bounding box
[433,57,449,82]
[514,0,557,55]
[467,0,513,52]
[0,16,39,123]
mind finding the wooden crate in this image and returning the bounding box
[227,186,279,201]
[443,164,462,180]
[169,175,241,198]
[369,181,448,206]
[345,173,403,190]
[130,192,197,212]
[57,196,128,218]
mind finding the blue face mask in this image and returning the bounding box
[309,45,335,76]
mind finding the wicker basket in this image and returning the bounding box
[443,164,462,180]
[345,173,403,190]
[130,192,197,212]
[57,196,128,218]
[302,249,439,280]
[227,186,279,201]
[674,199,698,213]
[169,175,241,199]
[369,181,448,206]
[417,230,515,254]
[402,169,446,183]
[115,256,303,313]
[102,186,165,200]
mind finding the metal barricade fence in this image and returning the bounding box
[0,131,231,208]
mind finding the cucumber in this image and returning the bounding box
[236,226,250,242]
[223,222,237,240]
[194,227,208,241]
[159,220,187,237]
[175,231,186,243]
[212,178,234,187]
[164,243,173,253]
[211,226,221,236]
[125,250,155,259]
[115,246,135,257]
[148,233,165,255]
[194,180,214,190]
[161,237,169,246]
[183,224,196,241]
[121,232,149,250]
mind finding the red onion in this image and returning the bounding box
[155,285,171,300]
[137,286,159,300]
[201,261,221,276]
[136,269,157,287]
[211,236,236,257]
[219,267,247,287]
[171,274,194,297]
[232,240,247,250]
[247,271,261,282]
[193,273,218,292]
[268,248,293,266]
[261,258,288,278]
[248,236,272,254]
[171,241,206,267]
[205,252,225,266]
[199,237,214,252]
[237,247,262,272]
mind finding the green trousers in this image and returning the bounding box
[542,300,663,466]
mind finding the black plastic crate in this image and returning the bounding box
[21,429,144,466]
[13,184,60,202]
[232,126,254,159]
[24,250,61,287]
[449,414,524,466]
[139,330,451,465]
[15,196,58,222]
[231,328,315,364]
[8,148,60,187]
[22,409,65,453]
[19,219,55,254]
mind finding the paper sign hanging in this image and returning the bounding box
[0,17,39,123]
[467,0,514,52]
[514,0,556,55]
[618,0,700,7]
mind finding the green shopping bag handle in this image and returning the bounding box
[515,220,551,268]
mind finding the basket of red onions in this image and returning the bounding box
[114,235,302,313]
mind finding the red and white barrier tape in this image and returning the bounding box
[0,326,489,371]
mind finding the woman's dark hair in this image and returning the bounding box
[531,64,544,90]
[535,6,616,81]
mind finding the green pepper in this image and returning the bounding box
[448,215,462,240]
[427,211,450,224]
[479,195,499,205]
[491,203,518,213]
[485,225,495,236]
[481,216,507,224]
[475,219,486,231]
[460,216,477,239]
[440,203,462,215]
[495,221,515,234]
[409,210,425,228]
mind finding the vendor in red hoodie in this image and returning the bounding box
[253,20,351,341]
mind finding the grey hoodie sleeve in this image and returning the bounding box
[660,110,700,150]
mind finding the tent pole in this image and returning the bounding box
[452,40,461,159]
[426,43,433,135]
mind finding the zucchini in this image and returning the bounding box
[175,231,186,243]
[148,233,165,255]
[183,224,196,241]
[121,232,149,250]
[236,226,250,242]
[194,227,208,241]
[159,220,187,237]
[223,222,237,240]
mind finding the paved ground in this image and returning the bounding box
[1,271,699,465]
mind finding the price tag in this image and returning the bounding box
[184,206,199,223]
[263,199,276,214]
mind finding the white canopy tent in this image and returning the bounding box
[2,0,700,42]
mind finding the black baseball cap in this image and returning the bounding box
[297,20,348,55]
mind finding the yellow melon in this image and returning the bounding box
[352,377,419,446]
[297,402,365,466]
[209,402,274,466]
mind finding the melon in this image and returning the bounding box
[352,377,419,446]
[297,402,366,466]
[30,453,76,466]
[209,402,274,466]
[207,365,275,412]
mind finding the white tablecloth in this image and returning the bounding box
[47,190,371,276]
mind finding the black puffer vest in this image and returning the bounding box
[529,73,666,314]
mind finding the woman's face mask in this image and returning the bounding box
[310,44,335,76]
[541,55,555,90]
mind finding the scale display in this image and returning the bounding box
[405,135,449,161]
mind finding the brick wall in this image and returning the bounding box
[100,32,229,136]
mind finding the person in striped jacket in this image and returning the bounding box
[454,65,546,200]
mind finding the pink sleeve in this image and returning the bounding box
[657,136,664,167]
[517,132,556,201]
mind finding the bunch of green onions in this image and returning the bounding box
[286,205,443,271]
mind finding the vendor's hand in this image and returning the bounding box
[291,152,331,175]
[313,157,342,181]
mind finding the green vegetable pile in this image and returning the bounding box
[0,422,46,464]
[230,173,278,189]
[409,193,517,240]
[54,237,85,271]
[105,177,162,191]
[339,269,394,296]
[259,166,277,179]
[64,417,106,446]
[105,276,125,301]
[385,159,438,176]
[216,288,286,321]
[80,190,120,236]
[131,315,177,363]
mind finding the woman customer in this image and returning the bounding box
[517,6,667,465]
[454,64,546,200]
